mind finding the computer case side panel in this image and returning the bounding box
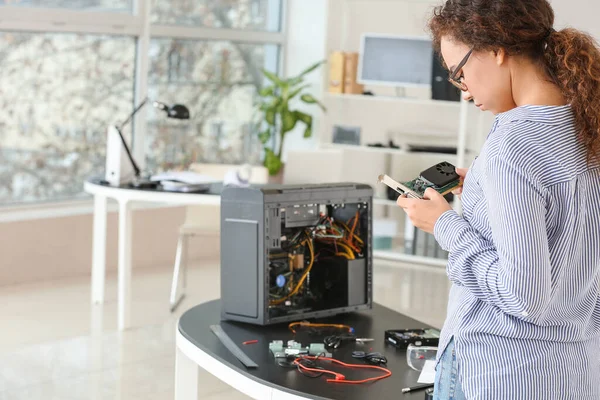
[220,186,266,324]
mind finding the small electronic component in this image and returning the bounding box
[269,340,332,358]
[377,161,461,199]
[384,328,440,349]
[291,253,305,270]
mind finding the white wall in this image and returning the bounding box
[552,0,600,39]
[0,206,218,287]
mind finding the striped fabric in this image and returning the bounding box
[433,104,600,399]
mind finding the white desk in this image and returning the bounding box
[84,179,221,331]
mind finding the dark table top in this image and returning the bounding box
[179,300,433,400]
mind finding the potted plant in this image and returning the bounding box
[256,61,326,180]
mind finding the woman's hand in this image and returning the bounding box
[396,188,453,234]
[452,168,469,195]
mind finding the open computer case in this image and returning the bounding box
[220,183,373,325]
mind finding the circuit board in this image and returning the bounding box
[402,176,461,198]
[378,161,462,199]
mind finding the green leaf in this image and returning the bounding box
[264,148,283,176]
[287,76,305,87]
[259,102,271,112]
[300,94,318,104]
[286,61,324,87]
[258,130,271,144]
[297,60,325,78]
[281,109,298,134]
[300,94,326,112]
[303,125,312,138]
[295,111,312,126]
[262,68,284,86]
[288,84,311,101]
[275,99,286,113]
[280,83,290,102]
[265,108,276,126]
[295,111,313,138]
[263,97,282,124]
[259,86,275,97]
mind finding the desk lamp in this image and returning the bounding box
[104,97,190,188]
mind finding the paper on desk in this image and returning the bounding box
[417,360,436,384]
[150,171,218,184]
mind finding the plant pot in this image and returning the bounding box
[268,164,285,184]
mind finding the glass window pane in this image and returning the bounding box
[0,0,132,13]
[0,32,136,205]
[146,38,279,171]
[150,0,282,32]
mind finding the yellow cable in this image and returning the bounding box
[336,252,352,259]
[270,239,314,306]
[338,221,364,245]
[336,242,355,259]
[288,322,354,334]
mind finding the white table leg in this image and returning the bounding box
[91,195,107,304]
[175,347,199,400]
[117,200,133,331]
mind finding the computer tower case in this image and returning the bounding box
[220,183,373,325]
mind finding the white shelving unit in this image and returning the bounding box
[319,0,480,266]
[324,92,462,108]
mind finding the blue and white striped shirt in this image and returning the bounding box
[434,104,600,399]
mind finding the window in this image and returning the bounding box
[150,0,282,32]
[0,0,133,13]
[146,39,279,171]
[0,1,284,207]
[0,32,135,205]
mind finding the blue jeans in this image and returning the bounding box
[433,339,466,400]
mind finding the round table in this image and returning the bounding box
[175,299,432,400]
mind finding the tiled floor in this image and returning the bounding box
[0,259,451,400]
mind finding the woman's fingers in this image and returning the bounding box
[455,168,469,179]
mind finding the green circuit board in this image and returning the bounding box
[402,177,461,198]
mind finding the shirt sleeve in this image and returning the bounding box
[433,155,551,324]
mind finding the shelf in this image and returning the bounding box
[373,248,448,267]
[320,143,406,155]
[320,143,462,159]
[324,92,463,109]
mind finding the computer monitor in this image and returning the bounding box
[357,34,433,88]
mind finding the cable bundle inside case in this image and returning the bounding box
[268,210,366,307]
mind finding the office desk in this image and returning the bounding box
[84,178,223,330]
[176,300,431,400]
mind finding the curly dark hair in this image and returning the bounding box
[429,0,600,164]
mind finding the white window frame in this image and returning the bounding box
[0,0,287,220]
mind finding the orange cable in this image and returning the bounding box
[293,356,392,384]
[288,322,354,334]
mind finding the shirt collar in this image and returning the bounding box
[494,104,573,126]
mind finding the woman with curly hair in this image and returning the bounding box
[396,0,600,398]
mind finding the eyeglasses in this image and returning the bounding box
[448,48,473,92]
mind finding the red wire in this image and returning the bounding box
[293,356,392,384]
